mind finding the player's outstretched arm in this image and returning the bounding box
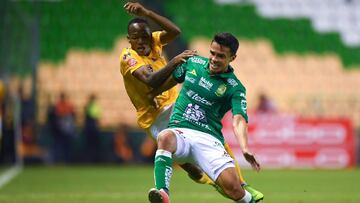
[124,2,180,44]
[232,114,261,172]
[132,50,196,88]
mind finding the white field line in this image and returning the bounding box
[0,165,22,189]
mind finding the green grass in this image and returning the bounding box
[0,165,359,203]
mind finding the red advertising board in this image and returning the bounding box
[222,113,357,169]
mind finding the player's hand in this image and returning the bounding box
[170,50,197,65]
[147,91,159,109]
[243,151,261,172]
[124,2,150,17]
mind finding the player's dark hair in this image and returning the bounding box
[127,18,149,33]
[213,32,239,56]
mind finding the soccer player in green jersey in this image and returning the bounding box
[147,33,260,203]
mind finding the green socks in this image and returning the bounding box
[154,149,173,191]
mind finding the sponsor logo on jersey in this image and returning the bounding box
[185,75,196,84]
[174,66,183,74]
[215,84,227,96]
[190,57,206,65]
[190,69,197,76]
[227,78,238,87]
[122,52,131,60]
[182,103,211,130]
[165,167,172,189]
[183,103,207,123]
[127,58,137,67]
[199,77,213,91]
[241,99,247,112]
[186,90,214,106]
[175,129,183,134]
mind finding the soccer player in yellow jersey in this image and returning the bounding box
[120,2,263,202]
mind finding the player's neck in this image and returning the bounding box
[209,66,230,75]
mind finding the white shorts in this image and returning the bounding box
[166,128,235,182]
[147,104,174,139]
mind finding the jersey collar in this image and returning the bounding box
[127,46,158,60]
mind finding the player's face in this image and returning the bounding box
[128,23,152,56]
[208,41,235,74]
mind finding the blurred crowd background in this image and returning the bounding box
[0,0,359,168]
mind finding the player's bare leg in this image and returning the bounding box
[225,144,264,202]
[216,167,255,203]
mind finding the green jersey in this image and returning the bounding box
[169,56,248,144]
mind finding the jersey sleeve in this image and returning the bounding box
[172,61,188,83]
[231,89,249,123]
[152,31,167,46]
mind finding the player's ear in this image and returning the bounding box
[230,54,236,62]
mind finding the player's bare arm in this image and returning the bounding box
[147,76,178,108]
[124,2,180,44]
[232,114,261,172]
[132,50,196,88]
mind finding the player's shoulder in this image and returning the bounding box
[152,31,162,39]
[152,31,164,46]
[226,75,246,92]
[120,47,139,60]
[120,48,140,65]
[120,48,140,75]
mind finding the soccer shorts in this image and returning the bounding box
[146,104,174,139]
[167,127,235,182]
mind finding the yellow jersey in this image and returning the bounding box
[120,31,178,129]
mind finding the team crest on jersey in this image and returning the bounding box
[215,84,227,96]
[127,58,137,67]
[190,69,197,76]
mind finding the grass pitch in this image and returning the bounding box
[0,165,359,203]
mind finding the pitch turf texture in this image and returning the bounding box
[0,166,359,203]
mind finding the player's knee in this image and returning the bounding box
[157,130,177,152]
[223,181,245,200]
